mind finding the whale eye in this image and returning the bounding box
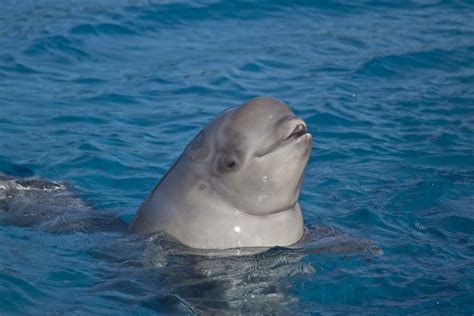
[218,154,240,173]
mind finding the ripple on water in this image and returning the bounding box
[23,35,90,63]
[70,23,138,36]
[1,0,474,314]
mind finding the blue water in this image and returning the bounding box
[1,0,473,314]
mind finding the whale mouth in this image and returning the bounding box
[287,123,307,139]
[256,123,308,157]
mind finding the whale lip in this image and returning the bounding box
[256,120,309,158]
[286,123,307,140]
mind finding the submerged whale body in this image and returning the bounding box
[130,97,313,249]
[0,172,125,233]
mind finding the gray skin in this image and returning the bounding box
[130,97,312,249]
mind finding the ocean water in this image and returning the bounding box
[1,0,473,314]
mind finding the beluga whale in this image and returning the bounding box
[130,97,312,249]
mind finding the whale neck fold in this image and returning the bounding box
[130,155,304,249]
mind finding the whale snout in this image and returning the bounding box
[256,115,311,158]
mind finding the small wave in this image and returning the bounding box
[70,23,137,36]
[23,35,90,64]
[355,46,474,78]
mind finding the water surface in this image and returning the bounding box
[1,0,473,314]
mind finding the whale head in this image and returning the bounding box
[184,97,312,216]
